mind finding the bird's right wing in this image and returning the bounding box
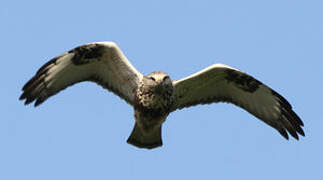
[172,64,304,140]
[20,42,143,106]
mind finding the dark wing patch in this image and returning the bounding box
[225,69,262,93]
[69,43,105,65]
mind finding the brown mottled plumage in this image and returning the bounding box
[127,72,175,148]
[20,41,305,149]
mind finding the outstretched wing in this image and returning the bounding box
[20,41,143,106]
[172,64,304,140]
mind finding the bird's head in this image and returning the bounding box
[145,71,173,94]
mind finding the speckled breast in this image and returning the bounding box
[135,83,175,117]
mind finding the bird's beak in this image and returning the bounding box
[154,77,164,93]
[156,77,163,83]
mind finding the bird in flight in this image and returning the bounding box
[19,41,305,149]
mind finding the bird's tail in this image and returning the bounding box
[127,123,162,149]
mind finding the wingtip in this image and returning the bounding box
[279,128,306,141]
[298,127,305,137]
[19,94,25,101]
[279,129,289,140]
[289,130,299,140]
[293,134,299,141]
[34,99,43,107]
[24,100,30,106]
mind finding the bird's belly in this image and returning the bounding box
[134,109,168,134]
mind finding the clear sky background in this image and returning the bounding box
[1,0,322,179]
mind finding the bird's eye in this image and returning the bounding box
[149,77,155,81]
[163,76,169,81]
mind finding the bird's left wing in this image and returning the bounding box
[172,64,304,140]
[20,42,143,106]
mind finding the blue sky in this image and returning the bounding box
[1,0,322,179]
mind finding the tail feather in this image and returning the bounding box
[127,123,162,149]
